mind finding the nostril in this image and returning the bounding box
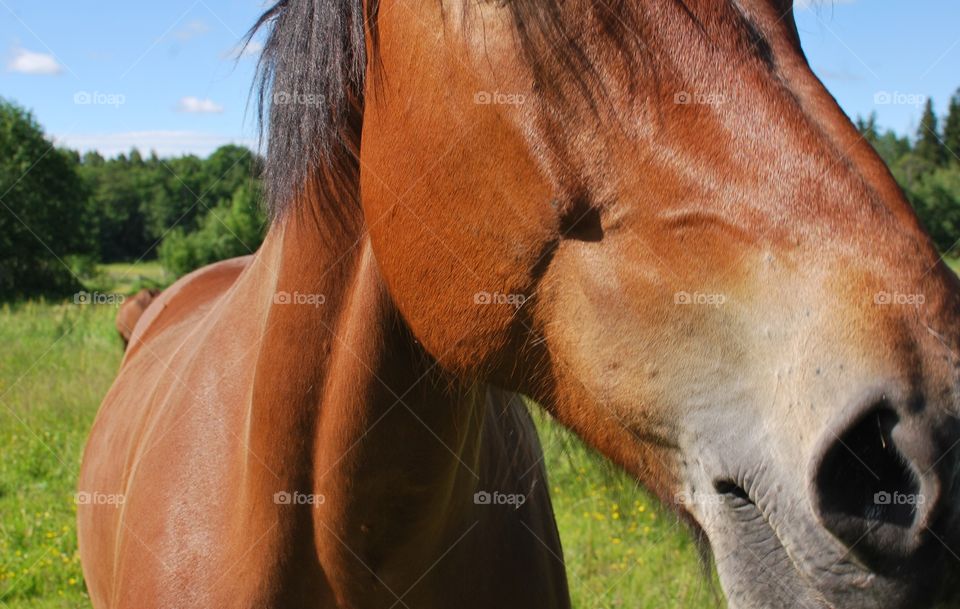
[814,405,927,565]
[816,407,919,527]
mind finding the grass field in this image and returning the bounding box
[0,265,718,608]
[83,261,170,296]
[0,302,118,608]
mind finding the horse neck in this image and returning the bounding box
[242,192,490,587]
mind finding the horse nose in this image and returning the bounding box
[812,397,942,567]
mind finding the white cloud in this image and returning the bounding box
[7,48,62,75]
[175,20,210,42]
[54,131,256,158]
[176,96,225,114]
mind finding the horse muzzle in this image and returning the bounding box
[677,383,960,609]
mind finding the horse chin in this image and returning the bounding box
[704,483,831,609]
[700,480,954,609]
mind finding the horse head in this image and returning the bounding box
[254,1,960,606]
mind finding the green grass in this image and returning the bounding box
[0,301,120,608]
[536,416,719,609]
[0,264,715,608]
[946,257,960,275]
[83,261,172,296]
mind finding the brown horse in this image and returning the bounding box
[115,288,162,350]
[79,1,960,608]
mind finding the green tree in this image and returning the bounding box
[203,144,263,204]
[0,98,93,297]
[908,168,960,253]
[139,146,261,242]
[76,144,263,263]
[872,130,912,169]
[856,112,912,168]
[80,150,154,261]
[158,183,266,277]
[915,98,947,166]
[943,88,960,165]
[144,153,207,238]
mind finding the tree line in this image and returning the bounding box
[0,97,266,298]
[856,91,960,252]
[3,89,960,300]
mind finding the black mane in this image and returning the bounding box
[248,0,370,220]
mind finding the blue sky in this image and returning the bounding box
[1,0,957,158]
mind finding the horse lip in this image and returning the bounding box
[712,469,947,609]
[709,477,835,609]
[713,480,784,551]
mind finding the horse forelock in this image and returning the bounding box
[248,0,763,221]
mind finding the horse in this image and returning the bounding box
[115,288,162,350]
[79,0,960,607]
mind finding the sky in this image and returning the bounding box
[0,0,958,158]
